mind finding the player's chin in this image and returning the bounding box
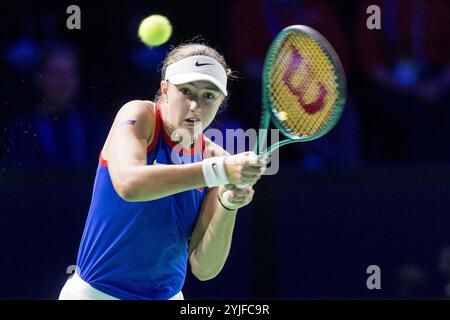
[182,120,203,133]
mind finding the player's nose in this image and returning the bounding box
[189,99,200,111]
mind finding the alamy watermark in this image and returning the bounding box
[366,265,381,290]
[66,264,79,275]
[66,5,81,30]
[169,127,280,175]
[366,5,381,30]
[67,5,382,32]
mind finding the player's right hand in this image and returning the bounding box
[224,151,266,186]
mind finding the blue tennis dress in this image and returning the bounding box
[76,103,208,299]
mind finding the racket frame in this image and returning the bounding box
[257,25,347,157]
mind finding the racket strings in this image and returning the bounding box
[267,32,341,138]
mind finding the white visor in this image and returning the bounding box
[164,55,228,96]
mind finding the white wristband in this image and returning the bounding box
[201,156,229,187]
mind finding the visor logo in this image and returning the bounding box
[195,61,214,67]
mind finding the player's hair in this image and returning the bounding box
[155,41,233,107]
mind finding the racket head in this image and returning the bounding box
[262,25,346,142]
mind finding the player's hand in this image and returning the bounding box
[218,184,255,210]
[224,152,266,186]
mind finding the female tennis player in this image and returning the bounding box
[58,43,266,300]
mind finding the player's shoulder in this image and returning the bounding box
[117,100,155,118]
[109,100,158,145]
[203,136,230,158]
[115,100,156,129]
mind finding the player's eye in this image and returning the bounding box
[203,92,216,100]
[180,88,192,95]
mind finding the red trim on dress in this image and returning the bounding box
[99,152,108,167]
[202,135,208,159]
[147,103,162,153]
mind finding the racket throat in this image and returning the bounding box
[255,112,271,155]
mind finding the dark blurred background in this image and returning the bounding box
[0,0,449,299]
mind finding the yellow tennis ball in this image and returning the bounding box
[278,111,288,121]
[138,15,172,47]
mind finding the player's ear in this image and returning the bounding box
[160,80,168,96]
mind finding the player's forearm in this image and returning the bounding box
[189,207,238,281]
[117,163,205,201]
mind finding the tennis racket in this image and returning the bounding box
[222,25,346,203]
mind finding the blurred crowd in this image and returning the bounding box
[0,0,449,170]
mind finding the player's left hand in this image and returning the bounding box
[218,184,255,210]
